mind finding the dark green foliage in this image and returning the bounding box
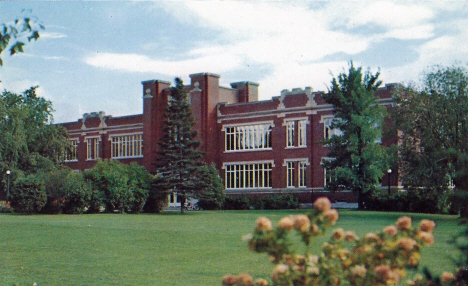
[0,13,43,66]
[84,160,151,213]
[145,174,169,213]
[321,62,389,209]
[61,171,92,214]
[222,194,300,210]
[364,190,453,214]
[394,65,468,195]
[223,195,251,210]
[450,191,468,218]
[195,164,225,210]
[153,78,204,214]
[9,174,47,213]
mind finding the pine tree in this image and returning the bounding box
[153,78,204,214]
[195,163,225,210]
[322,62,388,209]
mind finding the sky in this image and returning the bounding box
[0,1,467,123]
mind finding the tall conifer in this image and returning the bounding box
[153,78,204,214]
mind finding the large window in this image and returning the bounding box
[65,139,79,162]
[285,160,308,188]
[285,118,308,148]
[224,123,272,151]
[110,134,143,159]
[323,117,343,139]
[224,162,273,189]
[86,137,100,161]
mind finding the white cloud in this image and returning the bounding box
[40,32,67,39]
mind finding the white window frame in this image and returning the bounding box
[283,117,309,149]
[65,138,79,162]
[283,158,309,188]
[223,121,274,152]
[110,133,143,159]
[85,136,101,161]
[321,115,343,140]
[222,160,274,189]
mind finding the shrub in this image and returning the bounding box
[260,194,299,210]
[10,174,47,214]
[223,195,251,210]
[222,197,464,286]
[450,191,468,218]
[62,171,93,214]
[196,164,225,210]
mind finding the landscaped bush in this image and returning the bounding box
[196,164,225,210]
[9,174,47,214]
[450,191,468,218]
[144,174,169,213]
[62,171,93,214]
[364,189,450,214]
[222,197,465,286]
[84,160,151,213]
[223,195,251,210]
[223,194,300,211]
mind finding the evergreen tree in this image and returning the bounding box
[195,163,225,210]
[322,62,388,209]
[153,78,204,214]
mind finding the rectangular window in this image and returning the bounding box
[65,139,79,162]
[111,134,143,159]
[86,137,100,160]
[298,120,307,147]
[224,123,272,152]
[286,121,295,147]
[285,160,308,188]
[287,161,295,187]
[324,117,343,140]
[225,162,273,189]
[285,118,308,148]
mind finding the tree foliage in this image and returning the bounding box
[84,160,152,213]
[0,87,70,198]
[321,62,389,209]
[196,163,225,210]
[153,78,204,214]
[394,65,468,193]
[0,11,43,66]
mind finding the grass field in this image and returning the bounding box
[0,210,463,286]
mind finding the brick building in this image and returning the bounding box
[61,72,398,204]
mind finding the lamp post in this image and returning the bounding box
[387,169,392,195]
[5,170,11,200]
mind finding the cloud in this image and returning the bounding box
[40,32,67,39]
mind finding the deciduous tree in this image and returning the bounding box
[394,65,468,194]
[321,62,389,209]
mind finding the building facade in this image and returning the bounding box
[61,72,398,203]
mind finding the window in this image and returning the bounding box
[110,134,143,158]
[65,139,79,162]
[285,118,308,148]
[224,162,273,189]
[323,117,343,139]
[285,159,308,188]
[224,123,272,151]
[86,137,100,160]
[286,121,295,147]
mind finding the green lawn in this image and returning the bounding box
[0,210,462,286]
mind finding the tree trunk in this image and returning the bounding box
[180,194,186,214]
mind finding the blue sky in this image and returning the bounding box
[1,1,467,123]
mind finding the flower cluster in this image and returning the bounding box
[222,197,456,286]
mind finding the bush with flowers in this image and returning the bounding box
[222,197,466,286]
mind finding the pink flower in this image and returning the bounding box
[255,217,273,231]
[418,231,434,246]
[323,209,339,225]
[236,273,254,286]
[332,228,345,241]
[351,265,367,278]
[398,237,417,251]
[419,219,436,233]
[396,216,412,230]
[294,215,311,232]
[383,225,398,236]
[278,216,294,230]
[313,197,331,212]
[222,274,237,286]
[442,271,456,282]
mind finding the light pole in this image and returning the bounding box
[387,169,392,195]
[6,170,10,199]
